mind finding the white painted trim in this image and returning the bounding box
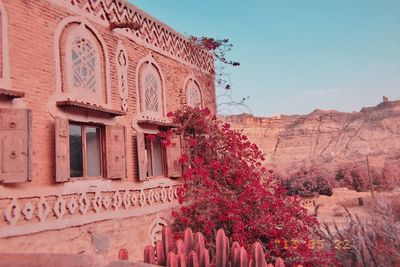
[134,54,168,121]
[0,202,179,238]
[115,41,129,111]
[0,180,182,238]
[66,25,104,103]
[0,1,11,89]
[48,0,214,75]
[53,16,112,108]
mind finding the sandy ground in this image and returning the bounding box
[302,187,400,229]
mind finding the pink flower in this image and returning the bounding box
[146,134,156,141]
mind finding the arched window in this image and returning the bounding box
[65,25,103,103]
[55,19,110,107]
[69,36,99,93]
[138,59,164,118]
[185,78,202,108]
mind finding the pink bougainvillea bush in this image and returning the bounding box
[160,107,336,266]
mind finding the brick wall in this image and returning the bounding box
[1,0,215,186]
[0,0,215,259]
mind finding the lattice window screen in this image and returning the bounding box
[187,84,202,108]
[71,37,98,92]
[143,70,161,113]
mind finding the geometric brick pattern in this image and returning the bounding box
[55,0,214,74]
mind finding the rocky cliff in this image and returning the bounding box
[224,100,400,173]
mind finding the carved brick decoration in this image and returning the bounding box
[5,199,20,225]
[51,0,214,74]
[139,60,164,118]
[148,216,168,244]
[0,184,181,238]
[106,125,127,179]
[22,202,35,221]
[116,42,128,111]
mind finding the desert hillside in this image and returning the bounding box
[224,99,400,173]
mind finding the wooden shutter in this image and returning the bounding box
[0,109,31,183]
[55,117,70,182]
[105,125,126,179]
[136,131,147,181]
[166,135,182,178]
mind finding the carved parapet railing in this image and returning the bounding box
[50,0,214,74]
[0,179,182,238]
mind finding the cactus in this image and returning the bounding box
[187,251,199,267]
[144,245,156,264]
[178,252,186,267]
[195,232,206,256]
[199,248,210,267]
[274,257,285,267]
[251,242,265,267]
[232,246,248,267]
[232,246,240,267]
[176,239,185,255]
[156,240,166,265]
[167,251,179,267]
[163,226,175,255]
[143,227,294,267]
[184,228,195,255]
[195,236,205,259]
[230,241,240,267]
[225,236,230,267]
[216,229,228,267]
[195,232,206,246]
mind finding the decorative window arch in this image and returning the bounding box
[137,55,165,119]
[66,28,101,96]
[184,76,203,108]
[148,216,168,244]
[116,41,129,112]
[0,1,11,89]
[54,17,111,107]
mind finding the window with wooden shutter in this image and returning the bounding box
[0,109,31,183]
[136,132,147,181]
[55,117,70,182]
[106,125,126,179]
[166,135,182,178]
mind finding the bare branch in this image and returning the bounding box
[109,21,142,31]
[104,10,142,31]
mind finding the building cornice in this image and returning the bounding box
[49,0,214,75]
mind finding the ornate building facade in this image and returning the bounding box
[0,0,215,261]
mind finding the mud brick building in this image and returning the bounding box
[0,0,215,261]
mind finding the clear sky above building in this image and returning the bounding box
[130,0,400,116]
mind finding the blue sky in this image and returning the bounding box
[130,0,400,116]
